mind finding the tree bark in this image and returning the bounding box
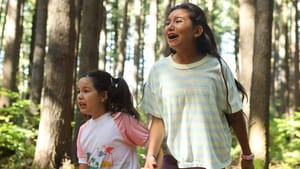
[0,0,23,107]
[249,0,273,168]
[132,0,142,100]
[29,0,48,114]
[33,0,76,168]
[72,0,101,164]
[238,0,255,120]
[117,0,130,78]
[99,2,107,70]
[291,0,300,112]
[143,0,156,79]
[78,0,101,74]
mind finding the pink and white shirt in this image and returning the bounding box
[77,112,149,169]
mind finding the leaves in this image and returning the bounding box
[269,112,300,167]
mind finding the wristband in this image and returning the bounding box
[241,153,254,160]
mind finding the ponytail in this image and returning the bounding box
[108,77,140,120]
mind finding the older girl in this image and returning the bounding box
[142,3,254,169]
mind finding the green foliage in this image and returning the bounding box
[0,88,38,169]
[253,158,264,169]
[137,146,147,167]
[269,111,300,168]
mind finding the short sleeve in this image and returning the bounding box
[112,112,149,146]
[221,59,243,113]
[76,123,88,164]
[140,66,163,118]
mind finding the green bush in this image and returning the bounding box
[0,88,38,169]
[269,111,300,168]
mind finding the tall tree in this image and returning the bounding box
[158,0,174,58]
[249,0,273,168]
[32,0,76,168]
[132,0,142,100]
[117,0,130,78]
[99,1,107,70]
[78,0,101,74]
[277,0,290,115]
[72,0,101,164]
[291,0,299,112]
[71,0,82,163]
[0,0,23,107]
[143,0,156,78]
[112,0,119,76]
[29,0,48,114]
[0,0,8,51]
[238,0,255,120]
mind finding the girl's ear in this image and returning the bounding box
[194,25,203,38]
[100,91,108,102]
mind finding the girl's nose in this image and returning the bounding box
[166,23,175,30]
[77,92,83,99]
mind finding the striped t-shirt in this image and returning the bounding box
[141,55,243,169]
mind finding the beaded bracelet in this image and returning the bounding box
[241,153,254,160]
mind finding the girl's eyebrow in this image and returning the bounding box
[167,16,187,21]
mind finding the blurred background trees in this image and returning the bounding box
[0,0,299,168]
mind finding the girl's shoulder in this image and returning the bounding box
[111,112,149,146]
[111,112,140,126]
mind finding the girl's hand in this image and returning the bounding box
[142,155,157,169]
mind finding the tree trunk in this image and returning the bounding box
[99,2,107,70]
[277,1,290,115]
[238,0,255,120]
[0,0,8,51]
[117,0,130,78]
[33,0,76,168]
[132,0,142,100]
[0,0,23,107]
[29,0,48,114]
[291,0,300,112]
[78,0,101,73]
[144,0,156,79]
[159,0,173,58]
[270,4,279,116]
[249,0,273,168]
[72,0,101,164]
[71,0,83,163]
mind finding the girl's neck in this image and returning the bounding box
[172,51,205,64]
[91,109,106,120]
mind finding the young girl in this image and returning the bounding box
[76,70,149,169]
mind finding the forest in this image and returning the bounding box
[0,0,299,169]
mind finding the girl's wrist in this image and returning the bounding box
[146,153,158,160]
[241,153,254,160]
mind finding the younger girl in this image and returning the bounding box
[76,70,149,169]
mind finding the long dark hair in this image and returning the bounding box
[166,3,247,102]
[79,70,140,120]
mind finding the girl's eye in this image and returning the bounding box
[175,19,183,23]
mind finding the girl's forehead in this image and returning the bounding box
[78,77,94,86]
[167,9,190,18]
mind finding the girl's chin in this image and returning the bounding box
[80,111,91,116]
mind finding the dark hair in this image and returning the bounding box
[166,3,247,103]
[79,70,140,120]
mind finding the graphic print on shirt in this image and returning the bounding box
[87,145,114,169]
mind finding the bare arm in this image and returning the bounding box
[227,110,254,169]
[78,164,88,169]
[144,116,165,169]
